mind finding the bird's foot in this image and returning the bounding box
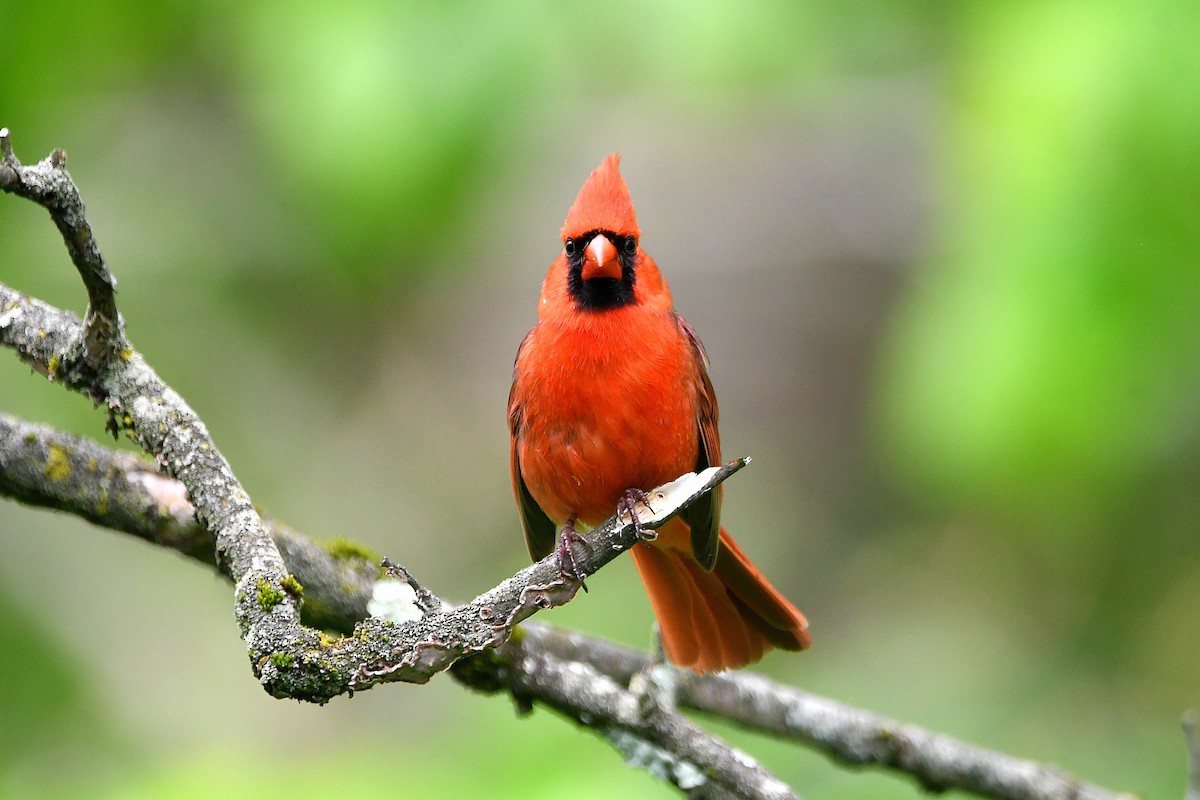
[618,488,657,543]
[555,517,592,591]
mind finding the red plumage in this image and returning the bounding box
[508,154,810,672]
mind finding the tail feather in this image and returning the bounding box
[678,553,762,670]
[630,524,809,673]
[713,529,811,650]
[630,542,701,667]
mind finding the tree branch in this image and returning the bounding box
[0,412,376,633]
[2,126,789,796]
[480,643,796,800]
[1,131,746,694]
[518,627,1146,800]
[675,671,1134,800]
[1,127,1149,800]
[0,128,120,369]
[1,129,295,646]
[0,412,213,561]
[0,410,1148,800]
[0,418,782,797]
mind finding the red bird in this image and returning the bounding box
[508,154,810,672]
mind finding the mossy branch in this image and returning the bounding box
[0,414,379,633]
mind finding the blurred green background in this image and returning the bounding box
[2,1,1197,797]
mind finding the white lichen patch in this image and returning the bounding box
[368,579,423,623]
[0,304,22,328]
[606,729,706,790]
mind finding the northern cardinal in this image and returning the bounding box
[508,154,810,672]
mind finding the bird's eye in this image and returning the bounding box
[564,239,576,256]
[623,237,637,256]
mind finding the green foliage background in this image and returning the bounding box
[2,1,1197,797]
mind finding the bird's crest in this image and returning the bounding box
[561,153,640,240]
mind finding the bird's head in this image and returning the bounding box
[560,154,642,310]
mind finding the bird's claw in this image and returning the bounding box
[618,488,657,543]
[556,520,592,591]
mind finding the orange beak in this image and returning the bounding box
[581,234,622,281]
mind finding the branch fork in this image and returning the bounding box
[255,460,747,699]
[3,127,749,704]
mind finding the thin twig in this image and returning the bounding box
[0,127,121,369]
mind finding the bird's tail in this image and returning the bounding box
[630,523,810,673]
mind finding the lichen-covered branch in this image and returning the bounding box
[0,128,119,369]
[1,130,296,642]
[0,248,742,684]
[0,411,787,798]
[0,412,214,562]
[2,127,1152,800]
[521,620,1142,800]
[478,644,797,800]
[0,413,376,633]
[675,670,1135,800]
[0,412,1150,800]
[0,126,748,698]
[0,332,1151,800]
[248,460,747,699]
